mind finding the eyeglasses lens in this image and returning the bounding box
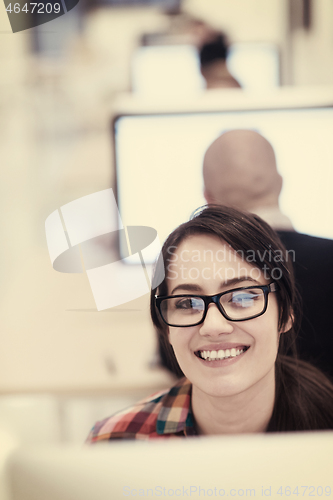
[160,297,205,326]
[221,288,265,320]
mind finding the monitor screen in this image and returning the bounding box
[114,101,333,264]
[8,432,333,500]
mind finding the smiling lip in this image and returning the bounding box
[194,343,250,364]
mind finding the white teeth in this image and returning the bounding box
[199,348,245,361]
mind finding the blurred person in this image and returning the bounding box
[138,16,240,92]
[87,206,333,442]
[203,130,333,378]
[199,33,241,89]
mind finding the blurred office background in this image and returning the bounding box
[0,0,333,445]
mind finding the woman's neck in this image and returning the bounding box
[191,369,275,435]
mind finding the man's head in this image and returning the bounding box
[203,130,282,211]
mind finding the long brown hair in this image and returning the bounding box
[151,205,333,431]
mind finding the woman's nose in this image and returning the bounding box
[198,303,234,337]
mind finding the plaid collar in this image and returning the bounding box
[156,378,196,436]
[86,377,197,443]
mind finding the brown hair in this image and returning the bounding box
[151,205,333,431]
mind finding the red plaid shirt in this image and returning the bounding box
[86,378,197,442]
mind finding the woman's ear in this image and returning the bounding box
[280,313,294,334]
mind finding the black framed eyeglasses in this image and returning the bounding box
[155,283,279,327]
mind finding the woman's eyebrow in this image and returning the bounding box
[170,284,202,295]
[170,277,260,295]
[221,276,260,288]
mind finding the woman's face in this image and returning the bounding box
[166,234,287,399]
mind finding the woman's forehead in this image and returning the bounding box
[171,234,239,261]
[165,234,270,289]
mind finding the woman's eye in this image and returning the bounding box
[230,293,258,307]
[175,298,203,311]
[176,298,195,309]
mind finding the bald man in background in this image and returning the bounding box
[203,130,333,378]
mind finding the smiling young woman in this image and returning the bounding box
[87,206,333,442]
